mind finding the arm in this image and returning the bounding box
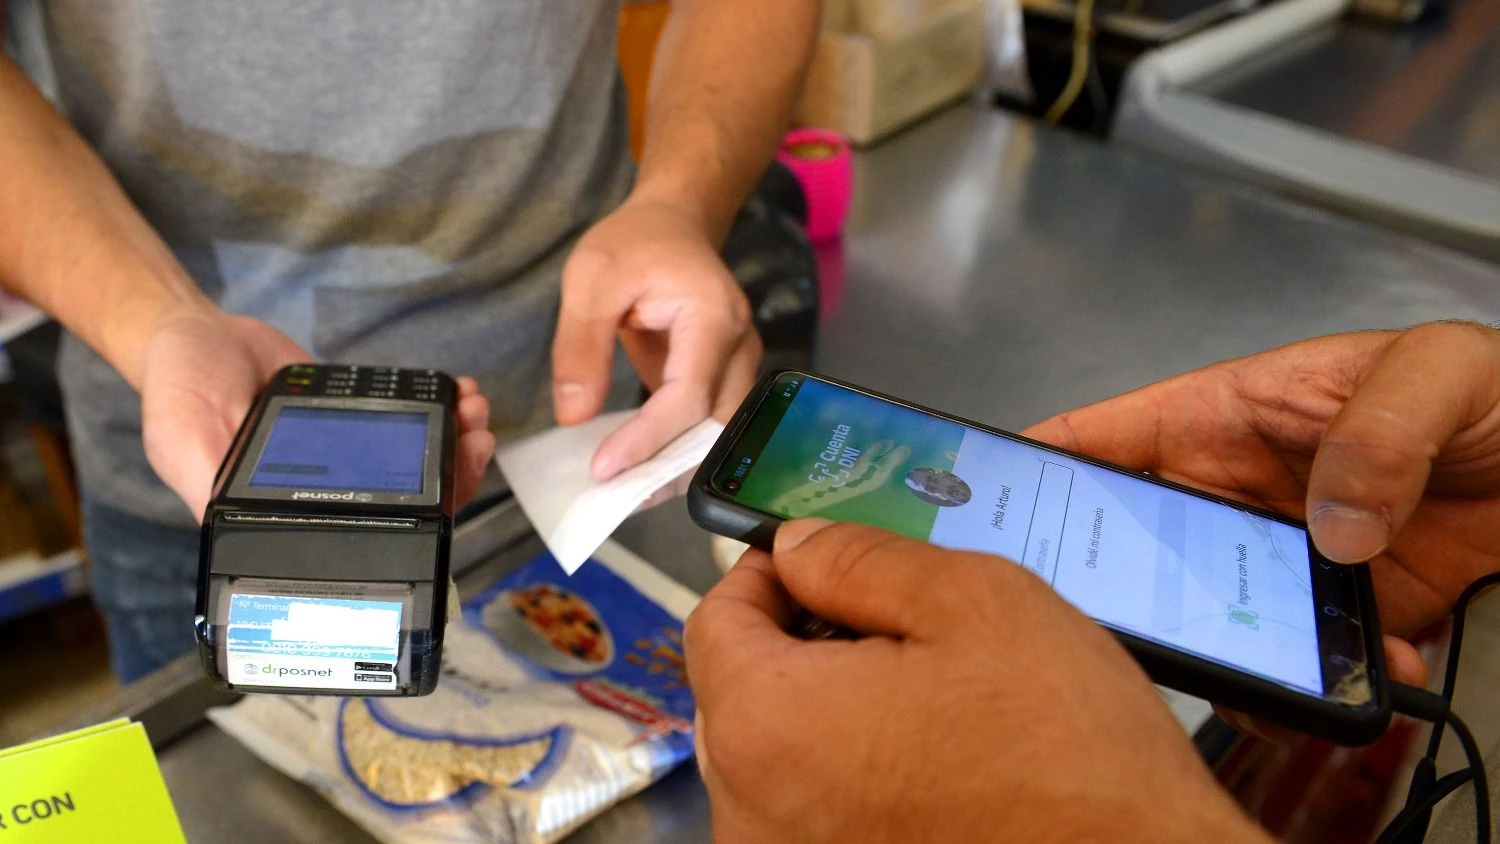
[0,55,496,516]
[552,0,819,478]
[632,0,820,244]
[0,54,211,387]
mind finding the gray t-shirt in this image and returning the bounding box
[6,1,634,526]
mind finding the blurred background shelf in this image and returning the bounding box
[0,549,87,627]
[1,307,84,627]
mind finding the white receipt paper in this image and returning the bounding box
[495,411,724,574]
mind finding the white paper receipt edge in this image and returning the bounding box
[495,411,724,574]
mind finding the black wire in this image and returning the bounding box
[1379,770,1476,843]
[1426,572,1500,759]
[1378,572,1500,844]
[1445,708,1491,844]
[1394,757,1439,844]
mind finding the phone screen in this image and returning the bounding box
[714,374,1364,702]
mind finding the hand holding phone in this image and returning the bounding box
[685,520,1276,844]
[689,370,1391,745]
[1024,324,1500,643]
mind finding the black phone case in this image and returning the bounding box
[688,370,1392,746]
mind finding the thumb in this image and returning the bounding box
[1308,323,1500,562]
[770,519,982,639]
[142,397,229,522]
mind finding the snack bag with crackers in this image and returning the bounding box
[208,541,698,844]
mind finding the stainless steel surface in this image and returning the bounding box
[450,493,534,579]
[1199,0,1500,181]
[826,105,1499,432]
[55,655,236,749]
[1112,0,1500,263]
[88,103,1500,843]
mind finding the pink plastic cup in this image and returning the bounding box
[777,128,853,243]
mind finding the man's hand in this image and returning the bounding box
[552,197,761,480]
[548,0,814,482]
[140,308,496,520]
[1024,322,1500,687]
[686,520,1271,844]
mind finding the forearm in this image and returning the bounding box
[0,56,209,388]
[630,0,819,243]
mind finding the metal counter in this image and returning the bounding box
[1112,0,1500,262]
[73,104,1500,843]
[1199,0,1500,183]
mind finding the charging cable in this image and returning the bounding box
[1383,684,1489,843]
[1375,571,1500,844]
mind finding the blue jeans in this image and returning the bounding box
[82,496,200,683]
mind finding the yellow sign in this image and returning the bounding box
[0,720,185,843]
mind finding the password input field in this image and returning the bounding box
[1022,462,1074,584]
[1151,498,1188,632]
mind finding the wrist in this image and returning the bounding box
[624,176,736,245]
[98,276,216,389]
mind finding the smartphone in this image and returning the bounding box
[688,370,1391,746]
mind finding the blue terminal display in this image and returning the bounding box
[250,407,428,493]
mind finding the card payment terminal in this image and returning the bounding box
[194,364,458,696]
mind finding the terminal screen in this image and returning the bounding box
[250,407,427,494]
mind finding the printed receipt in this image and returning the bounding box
[496,411,724,574]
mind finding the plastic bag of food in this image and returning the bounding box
[208,540,699,844]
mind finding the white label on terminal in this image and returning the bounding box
[225,594,401,691]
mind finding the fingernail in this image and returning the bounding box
[557,381,588,401]
[775,518,833,552]
[592,455,623,481]
[1310,505,1390,563]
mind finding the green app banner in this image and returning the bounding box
[737,379,965,540]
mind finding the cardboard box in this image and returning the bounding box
[851,0,980,39]
[795,3,985,146]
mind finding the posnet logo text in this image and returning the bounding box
[290,490,373,502]
[257,663,333,679]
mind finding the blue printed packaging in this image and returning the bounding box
[210,541,700,844]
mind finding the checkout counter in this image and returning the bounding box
[44,103,1500,842]
[1113,0,1500,262]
